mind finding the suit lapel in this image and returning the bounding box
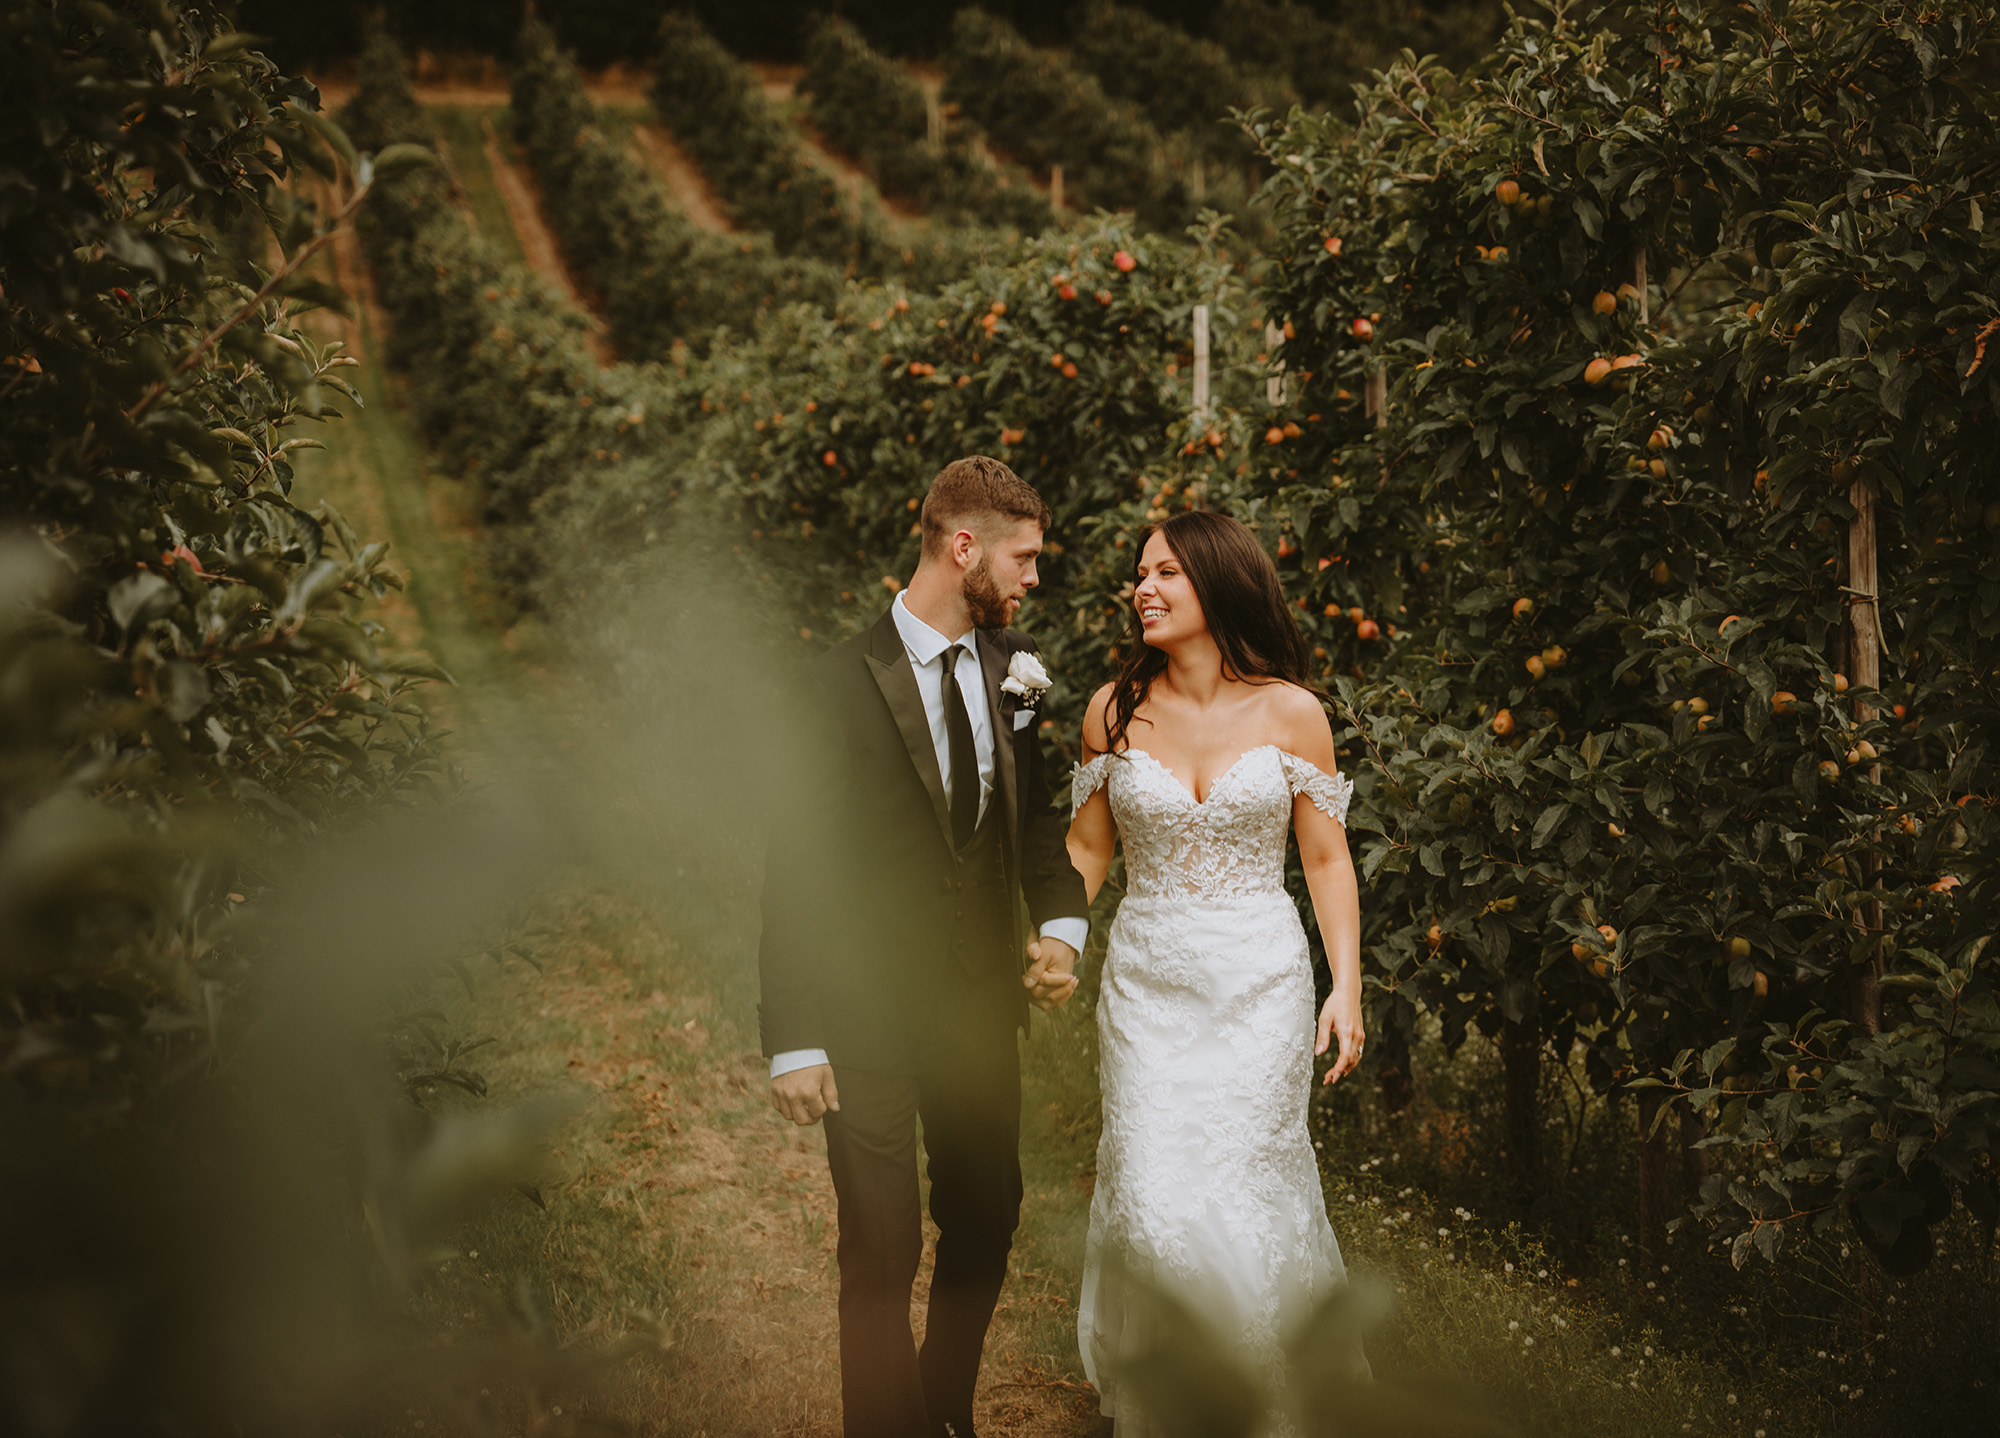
[976,630,1020,851]
[864,610,953,849]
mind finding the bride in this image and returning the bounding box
[1067,510,1367,1430]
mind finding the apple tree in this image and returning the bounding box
[1253,0,2000,1268]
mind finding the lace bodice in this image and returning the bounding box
[1072,746,1351,904]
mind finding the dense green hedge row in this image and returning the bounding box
[1070,1,1290,169]
[343,26,686,599]
[510,16,842,359]
[799,17,1055,234]
[943,9,1196,234]
[652,13,1004,288]
[1,0,453,1099]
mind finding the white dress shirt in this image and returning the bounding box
[770,594,1090,1079]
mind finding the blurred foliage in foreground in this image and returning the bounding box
[0,5,624,1431]
[1104,1256,1510,1438]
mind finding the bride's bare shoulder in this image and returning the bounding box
[1261,681,1336,762]
[1082,682,1116,755]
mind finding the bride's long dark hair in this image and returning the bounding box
[1104,510,1317,753]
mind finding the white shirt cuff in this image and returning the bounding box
[1039,917,1089,954]
[769,1048,830,1080]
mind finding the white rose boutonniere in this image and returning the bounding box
[1000,649,1052,706]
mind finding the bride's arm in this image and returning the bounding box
[1066,683,1120,905]
[1282,691,1365,1087]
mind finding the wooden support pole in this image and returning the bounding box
[1849,473,1884,1033]
[1265,321,1285,407]
[1365,367,1387,427]
[925,89,943,151]
[1191,304,1211,428]
[1191,155,1206,201]
[1049,163,1064,212]
[1634,241,1650,324]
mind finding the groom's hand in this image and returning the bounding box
[1024,937,1079,1011]
[771,1064,840,1125]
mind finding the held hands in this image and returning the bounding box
[770,1063,840,1126]
[1315,987,1365,1086]
[1023,936,1080,1011]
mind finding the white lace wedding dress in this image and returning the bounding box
[1073,745,1363,1433]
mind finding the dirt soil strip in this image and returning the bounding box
[626,123,738,235]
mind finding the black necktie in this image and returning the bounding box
[943,643,979,850]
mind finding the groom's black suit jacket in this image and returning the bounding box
[758,608,1086,1070]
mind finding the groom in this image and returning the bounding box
[759,456,1090,1437]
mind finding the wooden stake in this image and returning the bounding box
[1191,155,1206,201]
[1849,473,1884,1034]
[1634,241,1650,324]
[925,89,943,151]
[1365,367,1387,427]
[1265,321,1285,407]
[1050,164,1064,212]
[1192,304,1211,427]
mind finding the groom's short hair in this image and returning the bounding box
[920,457,1051,558]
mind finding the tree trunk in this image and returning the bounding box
[1637,1090,1671,1265]
[1500,1014,1541,1203]
[1848,473,1884,1034]
[1680,1105,1710,1196]
[1377,1021,1414,1116]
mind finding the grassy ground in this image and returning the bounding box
[428,106,530,272]
[1316,1023,1997,1438]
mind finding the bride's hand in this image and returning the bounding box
[1315,989,1364,1086]
[1023,937,1080,1011]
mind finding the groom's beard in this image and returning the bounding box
[963,557,1013,628]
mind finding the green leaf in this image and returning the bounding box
[367,143,440,185]
[108,571,175,632]
[292,102,358,173]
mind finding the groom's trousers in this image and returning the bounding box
[822,906,1023,1435]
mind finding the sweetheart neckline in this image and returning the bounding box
[1116,744,1287,808]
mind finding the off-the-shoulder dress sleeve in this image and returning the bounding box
[1278,750,1353,825]
[1072,753,1115,813]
